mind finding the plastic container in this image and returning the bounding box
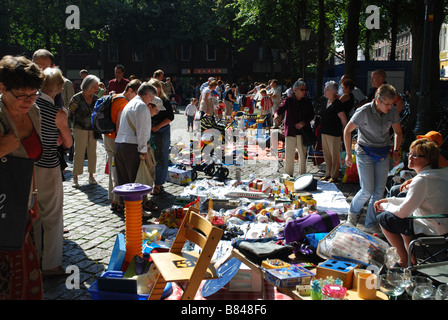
[261,259,291,269]
[88,271,172,300]
[322,284,347,300]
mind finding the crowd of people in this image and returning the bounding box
[0,47,447,301]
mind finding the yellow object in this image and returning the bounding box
[357,273,377,300]
[261,259,291,269]
[143,230,161,242]
[300,196,316,209]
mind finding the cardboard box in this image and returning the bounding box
[265,265,315,288]
[316,259,357,289]
[167,167,192,185]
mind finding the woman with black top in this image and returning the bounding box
[320,81,347,183]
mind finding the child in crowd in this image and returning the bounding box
[217,100,225,120]
[98,82,106,98]
[260,88,273,128]
[185,98,198,132]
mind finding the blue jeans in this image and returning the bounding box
[153,124,171,186]
[349,152,389,228]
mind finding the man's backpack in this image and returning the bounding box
[91,95,124,134]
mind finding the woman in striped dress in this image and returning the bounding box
[34,68,73,277]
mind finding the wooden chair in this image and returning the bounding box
[148,207,223,300]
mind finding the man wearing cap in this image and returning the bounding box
[416,131,447,168]
[114,83,162,213]
[390,131,447,197]
[200,77,215,92]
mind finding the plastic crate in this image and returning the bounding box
[88,271,172,300]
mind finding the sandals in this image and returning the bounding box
[151,185,164,195]
[143,200,158,212]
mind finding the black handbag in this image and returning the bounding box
[0,155,35,251]
[301,125,316,147]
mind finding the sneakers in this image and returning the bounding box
[347,212,359,226]
[89,177,98,185]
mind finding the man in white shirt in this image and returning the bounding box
[114,83,163,210]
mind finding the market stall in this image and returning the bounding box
[88,168,421,301]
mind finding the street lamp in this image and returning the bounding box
[300,21,312,78]
[300,22,312,42]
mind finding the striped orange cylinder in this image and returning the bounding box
[113,183,152,267]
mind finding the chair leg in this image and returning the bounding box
[181,278,203,300]
[148,272,167,300]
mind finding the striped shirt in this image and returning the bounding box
[35,93,60,168]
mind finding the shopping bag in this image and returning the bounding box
[316,222,391,268]
[135,155,153,186]
[0,155,35,251]
[342,153,359,183]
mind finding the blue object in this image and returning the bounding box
[305,233,328,249]
[319,259,357,273]
[88,271,172,300]
[107,233,126,271]
[201,258,242,297]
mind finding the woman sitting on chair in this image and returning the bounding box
[375,138,448,267]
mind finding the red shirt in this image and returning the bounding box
[107,78,130,94]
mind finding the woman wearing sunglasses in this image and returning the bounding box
[274,80,314,177]
[375,138,448,268]
[343,83,402,235]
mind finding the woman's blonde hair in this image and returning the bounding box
[410,138,440,169]
[375,83,397,102]
[41,67,64,96]
[148,78,168,100]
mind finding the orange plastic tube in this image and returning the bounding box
[124,200,143,264]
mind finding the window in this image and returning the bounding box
[132,46,142,62]
[181,44,192,61]
[206,43,216,61]
[108,44,118,62]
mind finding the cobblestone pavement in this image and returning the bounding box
[42,107,362,300]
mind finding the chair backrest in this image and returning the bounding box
[170,207,223,255]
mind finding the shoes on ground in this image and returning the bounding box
[320,176,330,181]
[72,179,79,188]
[328,178,338,183]
[89,177,97,185]
[347,212,359,226]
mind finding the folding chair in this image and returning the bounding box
[406,214,448,284]
[148,207,223,300]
